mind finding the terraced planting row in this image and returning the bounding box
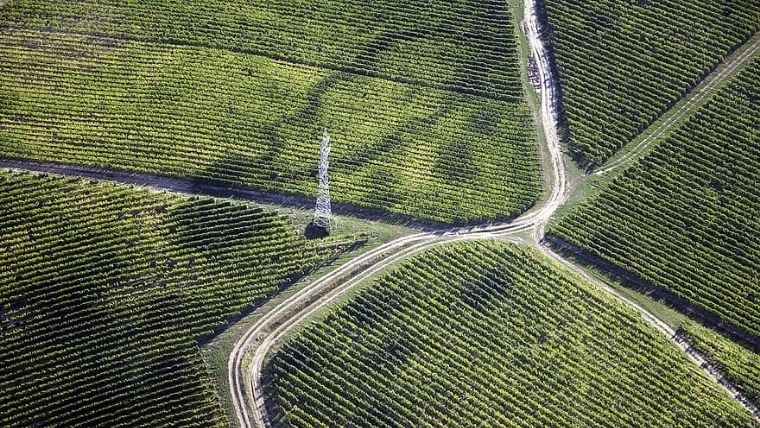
[0,29,541,224]
[543,0,760,165]
[679,322,760,404]
[0,0,523,101]
[0,171,355,427]
[263,241,754,427]
[549,57,760,339]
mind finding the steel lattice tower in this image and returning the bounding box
[313,129,334,231]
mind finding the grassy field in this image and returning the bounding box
[0,170,364,427]
[0,0,543,224]
[543,0,760,165]
[549,56,760,341]
[263,241,755,427]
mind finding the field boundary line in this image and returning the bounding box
[0,158,461,229]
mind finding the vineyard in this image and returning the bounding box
[0,0,542,224]
[543,0,760,165]
[0,0,523,101]
[0,171,355,427]
[549,57,760,340]
[679,322,760,403]
[263,241,754,427]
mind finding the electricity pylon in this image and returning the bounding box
[313,129,334,231]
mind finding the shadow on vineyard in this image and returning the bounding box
[458,266,514,309]
[0,18,542,224]
[257,73,343,171]
[259,242,758,426]
[0,172,366,426]
[260,348,300,428]
[302,223,329,240]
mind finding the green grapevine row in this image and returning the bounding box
[0,0,523,101]
[549,57,760,339]
[679,321,760,403]
[543,0,760,165]
[0,28,542,223]
[264,241,755,427]
[0,171,355,427]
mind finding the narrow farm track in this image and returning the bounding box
[595,31,760,176]
[0,159,395,222]
[2,0,758,425]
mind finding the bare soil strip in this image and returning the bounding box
[0,159,448,229]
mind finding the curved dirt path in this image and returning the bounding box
[522,0,566,242]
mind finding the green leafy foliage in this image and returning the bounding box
[264,241,755,427]
[544,0,760,164]
[549,58,760,338]
[0,171,353,427]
